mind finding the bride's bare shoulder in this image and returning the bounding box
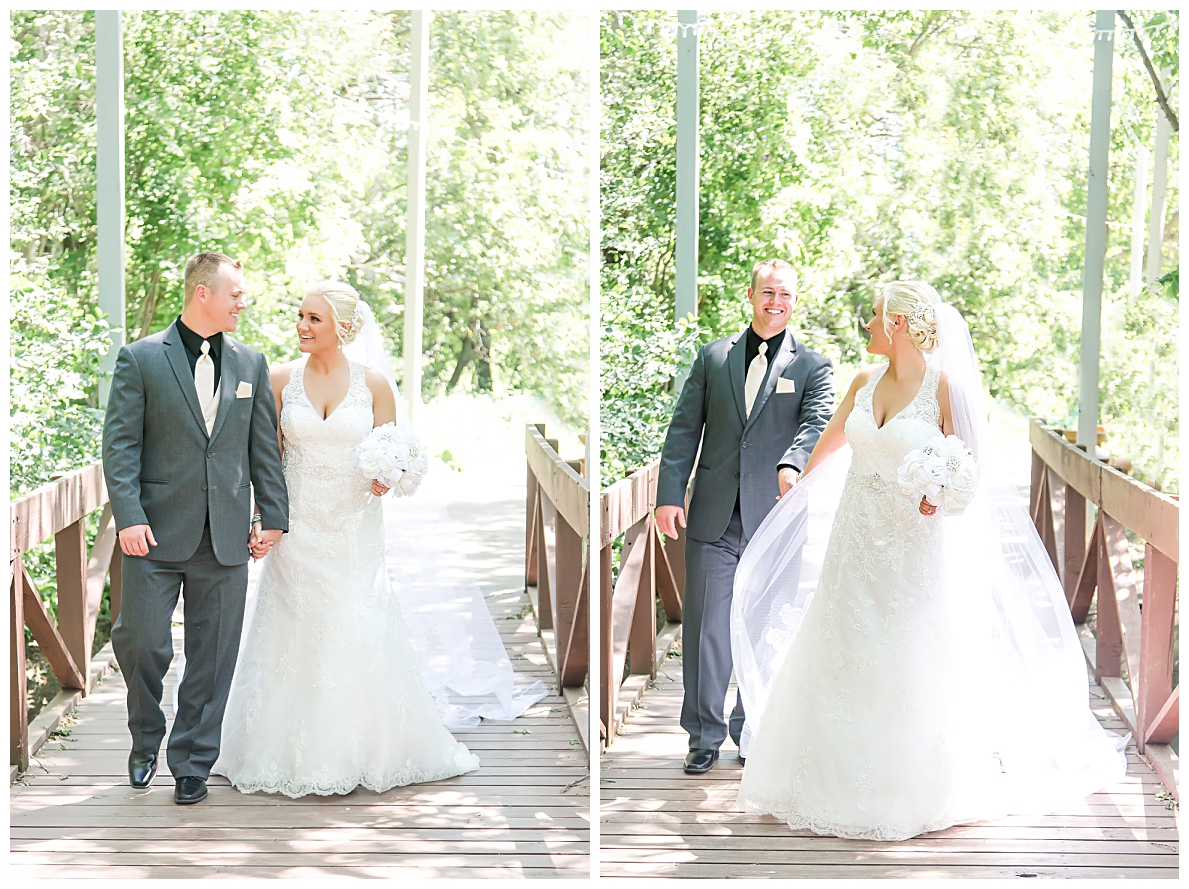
[849,365,882,391]
[269,362,299,396]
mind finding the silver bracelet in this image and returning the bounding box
[251,513,262,524]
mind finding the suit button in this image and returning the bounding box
[733,471,740,479]
[741,442,749,449]
[207,451,214,458]
[201,484,208,491]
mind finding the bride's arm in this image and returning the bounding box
[799,367,873,478]
[936,371,955,436]
[269,366,291,458]
[365,369,398,426]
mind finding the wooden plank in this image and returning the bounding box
[1029,419,1177,560]
[10,865,588,879]
[1063,487,1087,602]
[10,463,108,559]
[524,425,588,538]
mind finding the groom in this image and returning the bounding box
[655,259,834,773]
[103,252,288,804]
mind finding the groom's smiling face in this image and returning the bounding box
[747,267,798,339]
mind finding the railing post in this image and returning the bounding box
[525,462,539,588]
[1063,487,1087,603]
[599,543,614,742]
[629,515,657,675]
[1137,543,1178,750]
[11,561,29,772]
[55,518,91,694]
[1093,517,1123,681]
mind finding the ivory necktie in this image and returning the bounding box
[744,341,768,417]
[196,340,216,415]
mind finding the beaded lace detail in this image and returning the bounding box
[736,361,1000,842]
[213,359,480,798]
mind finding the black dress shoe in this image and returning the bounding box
[128,751,158,789]
[738,754,746,766]
[684,748,719,774]
[174,776,208,805]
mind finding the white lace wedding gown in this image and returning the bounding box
[213,360,480,797]
[737,365,1100,840]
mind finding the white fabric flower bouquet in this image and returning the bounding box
[355,422,430,497]
[896,434,979,517]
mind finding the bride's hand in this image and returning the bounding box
[919,496,938,517]
[371,479,391,497]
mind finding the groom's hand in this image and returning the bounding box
[118,524,157,557]
[655,505,686,540]
[777,467,800,500]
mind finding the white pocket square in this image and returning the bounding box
[776,377,796,394]
[235,381,253,398]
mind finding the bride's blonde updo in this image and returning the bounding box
[306,281,365,344]
[880,281,942,353]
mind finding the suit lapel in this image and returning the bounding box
[164,323,209,436]
[208,335,237,444]
[727,333,748,426]
[744,331,798,432]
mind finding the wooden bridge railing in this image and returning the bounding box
[10,462,121,772]
[524,424,590,748]
[1029,418,1179,797]
[599,459,684,746]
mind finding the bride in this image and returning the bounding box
[212,281,480,796]
[733,281,1126,841]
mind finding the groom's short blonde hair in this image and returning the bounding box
[750,258,797,293]
[184,252,243,304]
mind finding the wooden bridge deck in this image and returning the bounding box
[600,647,1179,879]
[10,472,590,878]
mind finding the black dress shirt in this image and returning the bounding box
[745,325,786,375]
[175,315,223,381]
[744,327,799,474]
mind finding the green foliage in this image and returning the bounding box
[10,9,590,498]
[601,9,1178,491]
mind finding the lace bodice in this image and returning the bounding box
[280,359,375,533]
[845,363,942,485]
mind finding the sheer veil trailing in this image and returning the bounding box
[341,301,546,730]
[731,298,1126,805]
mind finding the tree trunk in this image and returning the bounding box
[446,330,475,393]
[474,318,493,392]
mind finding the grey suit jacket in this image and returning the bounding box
[102,321,289,566]
[656,329,834,543]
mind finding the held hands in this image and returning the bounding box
[249,524,283,561]
[655,505,686,540]
[777,467,800,500]
[118,524,157,557]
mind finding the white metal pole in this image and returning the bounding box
[1145,111,1170,288]
[1077,11,1114,453]
[1128,144,1148,300]
[674,10,699,327]
[403,10,430,426]
[96,10,126,406]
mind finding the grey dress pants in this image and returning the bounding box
[111,525,248,779]
[680,501,748,751]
